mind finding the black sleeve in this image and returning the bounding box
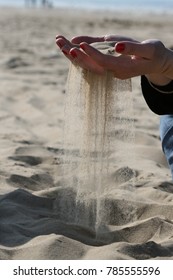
[141,75,173,115]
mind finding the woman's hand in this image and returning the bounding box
[56,35,138,75]
[56,35,173,85]
[114,38,173,85]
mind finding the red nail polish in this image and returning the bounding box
[80,43,85,50]
[116,43,125,53]
[70,50,77,58]
[62,50,68,55]
[57,41,62,48]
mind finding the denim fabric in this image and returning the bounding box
[160,115,173,178]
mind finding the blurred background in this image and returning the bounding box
[0,0,173,13]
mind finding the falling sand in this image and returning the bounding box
[61,42,135,237]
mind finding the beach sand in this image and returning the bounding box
[0,7,173,260]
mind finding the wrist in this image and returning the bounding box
[163,48,173,80]
[144,75,173,94]
[146,47,173,86]
[146,74,172,86]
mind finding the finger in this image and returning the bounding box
[72,35,137,45]
[56,35,77,48]
[71,36,105,44]
[56,35,73,42]
[104,34,139,43]
[56,36,71,48]
[56,38,66,49]
[56,35,69,42]
[80,42,113,68]
[115,41,155,59]
[56,42,77,63]
[69,47,105,74]
[56,39,80,54]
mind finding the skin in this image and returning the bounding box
[56,34,173,87]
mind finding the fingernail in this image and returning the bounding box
[70,49,77,58]
[56,39,63,48]
[62,50,68,55]
[80,43,85,50]
[57,42,62,48]
[115,43,125,53]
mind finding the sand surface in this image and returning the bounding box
[1,7,173,260]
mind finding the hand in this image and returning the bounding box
[56,35,138,75]
[56,35,173,84]
[114,39,173,85]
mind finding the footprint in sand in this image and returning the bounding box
[8,155,42,166]
[6,173,54,191]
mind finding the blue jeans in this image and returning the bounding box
[160,115,173,179]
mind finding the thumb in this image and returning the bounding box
[115,41,155,59]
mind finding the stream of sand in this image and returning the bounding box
[62,42,135,234]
